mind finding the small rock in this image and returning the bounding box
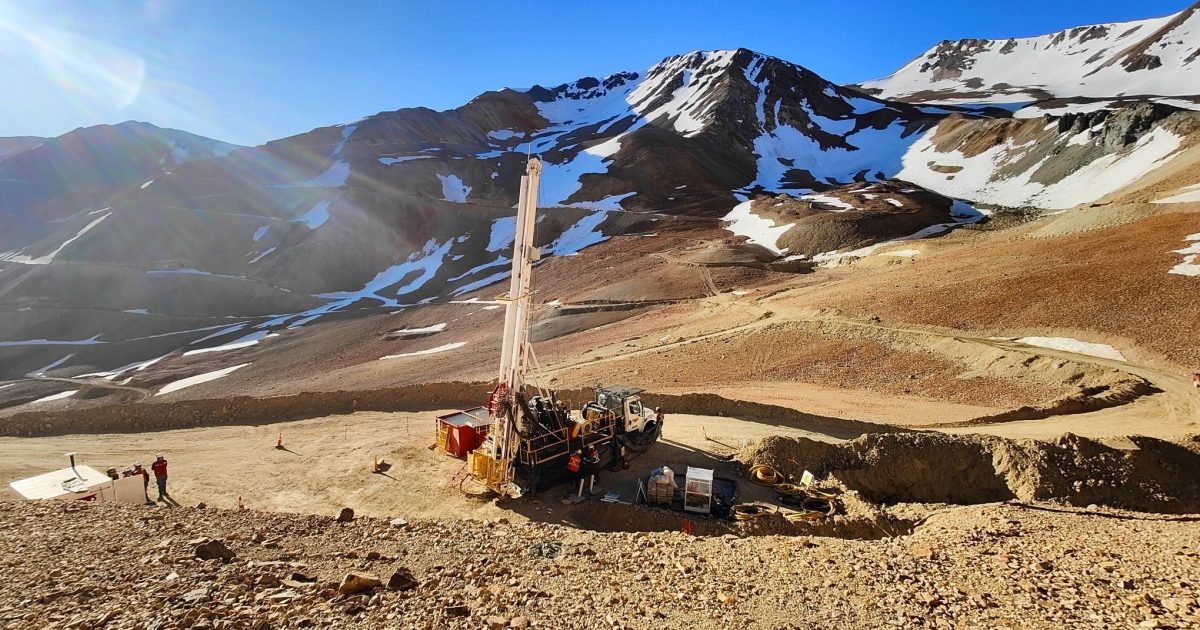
[444,603,470,617]
[338,572,382,595]
[336,507,355,522]
[387,568,420,592]
[193,539,235,561]
[510,616,529,628]
[486,615,508,629]
[255,574,281,588]
[389,518,408,529]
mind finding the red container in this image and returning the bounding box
[435,407,491,457]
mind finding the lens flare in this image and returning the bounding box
[0,3,146,113]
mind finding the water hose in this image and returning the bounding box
[732,503,777,521]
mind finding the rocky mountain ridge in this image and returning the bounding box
[858,1,1200,110]
[0,42,1197,381]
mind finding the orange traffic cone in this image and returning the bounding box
[275,432,284,450]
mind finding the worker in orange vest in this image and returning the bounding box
[567,449,582,475]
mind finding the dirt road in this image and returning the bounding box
[545,288,1199,439]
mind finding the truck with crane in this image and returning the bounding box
[455,157,661,498]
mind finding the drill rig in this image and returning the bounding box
[464,158,661,498]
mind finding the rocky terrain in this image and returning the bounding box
[0,496,1196,629]
[2,5,1200,628]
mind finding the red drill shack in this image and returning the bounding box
[435,407,491,457]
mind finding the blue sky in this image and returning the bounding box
[0,0,1191,146]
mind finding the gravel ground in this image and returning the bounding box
[0,500,1196,629]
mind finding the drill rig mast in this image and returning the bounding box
[465,158,660,498]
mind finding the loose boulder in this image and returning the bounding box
[338,572,382,595]
[387,568,420,592]
[193,538,235,561]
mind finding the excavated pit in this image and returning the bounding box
[552,498,919,541]
[741,432,1200,514]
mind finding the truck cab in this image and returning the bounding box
[590,385,650,433]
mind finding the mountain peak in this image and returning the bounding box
[859,2,1200,104]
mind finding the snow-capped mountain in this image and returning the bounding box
[858,1,1200,108]
[1,44,1198,380]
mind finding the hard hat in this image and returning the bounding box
[155,453,164,459]
[134,462,141,467]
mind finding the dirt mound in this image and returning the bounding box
[741,432,1200,513]
[743,181,961,257]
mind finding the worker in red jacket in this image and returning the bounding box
[150,454,169,501]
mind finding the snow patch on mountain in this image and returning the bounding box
[298,201,331,229]
[26,353,74,377]
[0,212,110,265]
[1153,183,1200,204]
[1011,337,1127,362]
[1169,233,1200,277]
[333,124,356,157]
[438,174,471,202]
[316,238,454,310]
[897,126,1183,209]
[182,331,274,356]
[247,247,276,264]
[487,217,517,252]
[156,363,251,396]
[801,193,857,212]
[378,155,432,165]
[548,209,611,256]
[449,256,510,282]
[488,129,524,141]
[0,335,104,347]
[722,200,794,255]
[379,341,466,360]
[29,390,78,404]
